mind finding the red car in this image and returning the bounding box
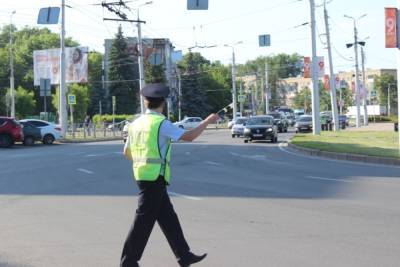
[0,117,24,148]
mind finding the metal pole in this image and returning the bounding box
[323,2,339,131]
[239,79,244,116]
[387,83,391,116]
[99,100,102,115]
[177,69,182,121]
[137,10,145,114]
[309,0,321,135]
[339,88,343,115]
[59,0,67,135]
[353,20,361,128]
[265,62,269,114]
[231,47,238,120]
[9,11,15,118]
[361,46,368,125]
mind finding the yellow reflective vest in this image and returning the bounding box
[129,114,171,183]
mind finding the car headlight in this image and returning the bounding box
[244,128,251,133]
[267,128,273,132]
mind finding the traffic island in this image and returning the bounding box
[289,131,400,166]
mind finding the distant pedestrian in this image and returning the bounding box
[121,83,219,267]
[84,115,92,136]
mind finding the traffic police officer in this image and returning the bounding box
[121,83,219,267]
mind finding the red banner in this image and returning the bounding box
[323,75,330,91]
[385,8,398,48]
[303,57,311,78]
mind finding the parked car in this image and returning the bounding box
[295,115,313,133]
[0,117,23,148]
[173,117,202,130]
[19,121,42,146]
[231,117,248,138]
[268,112,288,133]
[243,115,278,143]
[19,119,62,145]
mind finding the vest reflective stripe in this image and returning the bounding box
[129,114,171,183]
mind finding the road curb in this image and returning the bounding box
[59,137,122,144]
[287,141,400,166]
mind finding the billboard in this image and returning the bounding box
[33,46,88,86]
[385,8,397,48]
[303,57,311,78]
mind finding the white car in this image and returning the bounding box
[231,117,248,137]
[19,119,63,144]
[228,117,245,129]
[173,117,203,130]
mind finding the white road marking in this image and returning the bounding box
[168,192,202,201]
[77,168,94,174]
[204,160,223,166]
[305,176,354,183]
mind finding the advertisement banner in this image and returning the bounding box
[303,57,311,78]
[33,46,88,86]
[317,56,325,77]
[385,8,397,48]
[323,74,330,91]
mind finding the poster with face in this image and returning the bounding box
[33,46,88,85]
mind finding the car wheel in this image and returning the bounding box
[232,134,235,138]
[43,134,55,145]
[244,139,248,143]
[0,134,13,148]
[284,128,288,133]
[274,136,278,143]
[23,136,35,146]
[178,125,184,129]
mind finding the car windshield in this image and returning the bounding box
[298,116,312,122]
[247,117,273,125]
[269,113,281,119]
[236,118,247,124]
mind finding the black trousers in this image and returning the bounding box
[120,176,190,266]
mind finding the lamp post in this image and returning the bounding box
[344,13,367,128]
[224,41,243,121]
[9,10,16,118]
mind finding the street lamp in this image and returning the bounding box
[9,10,16,118]
[224,41,243,121]
[344,13,367,128]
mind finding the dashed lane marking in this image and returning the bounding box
[305,176,354,183]
[168,192,202,201]
[77,168,94,174]
[204,161,223,166]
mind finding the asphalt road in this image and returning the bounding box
[0,129,399,267]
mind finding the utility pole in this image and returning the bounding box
[388,83,391,116]
[59,0,68,135]
[361,45,368,125]
[102,1,148,114]
[345,14,366,128]
[264,61,269,114]
[323,1,339,131]
[231,47,238,120]
[9,11,16,118]
[309,0,321,135]
[239,79,244,116]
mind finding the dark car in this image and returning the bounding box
[295,115,313,133]
[20,121,42,146]
[339,115,349,127]
[268,112,288,133]
[243,115,278,143]
[0,117,23,148]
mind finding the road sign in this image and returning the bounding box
[37,7,60,24]
[258,34,271,47]
[67,94,76,105]
[187,0,208,10]
[40,78,51,97]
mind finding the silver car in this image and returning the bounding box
[231,117,248,138]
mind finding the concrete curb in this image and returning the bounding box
[287,141,400,166]
[60,137,122,144]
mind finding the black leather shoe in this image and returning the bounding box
[178,252,207,267]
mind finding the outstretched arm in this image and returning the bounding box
[180,114,219,142]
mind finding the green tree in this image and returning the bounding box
[144,61,166,83]
[87,51,105,115]
[292,87,311,113]
[108,25,138,114]
[52,84,89,122]
[179,52,210,118]
[374,73,397,112]
[14,86,36,118]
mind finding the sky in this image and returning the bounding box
[0,0,398,73]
